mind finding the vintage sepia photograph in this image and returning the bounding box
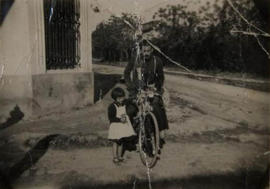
[0,0,270,188]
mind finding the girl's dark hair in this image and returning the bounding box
[111,87,125,100]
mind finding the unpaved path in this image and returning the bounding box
[14,142,266,189]
[5,64,270,188]
[94,64,270,138]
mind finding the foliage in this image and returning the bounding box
[92,0,269,76]
[152,0,269,76]
[92,13,138,62]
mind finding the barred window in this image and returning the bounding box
[44,0,80,70]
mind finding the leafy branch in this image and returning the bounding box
[226,0,270,59]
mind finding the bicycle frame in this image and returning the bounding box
[134,87,160,168]
[130,35,161,168]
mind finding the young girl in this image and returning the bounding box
[108,87,136,163]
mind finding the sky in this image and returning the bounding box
[90,0,221,29]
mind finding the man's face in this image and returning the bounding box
[142,45,153,60]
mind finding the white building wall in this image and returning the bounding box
[0,0,95,120]
[0,0,32,75]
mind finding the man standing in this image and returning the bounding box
[124,40,169,146]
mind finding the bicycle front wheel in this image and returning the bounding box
[139,112,160,168]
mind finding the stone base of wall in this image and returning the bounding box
[0,75,33,122]
[0,72,94,121]
[32,72,94,117]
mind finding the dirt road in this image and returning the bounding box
[7,64,270,188]
[94,64,270,139]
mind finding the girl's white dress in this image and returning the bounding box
[108,104,136,140]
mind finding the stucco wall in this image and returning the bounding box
[0,0,33,121]
[0,79,33,123]
[32,72,94,117]
[0,0,32,75]
[0,0,94,121]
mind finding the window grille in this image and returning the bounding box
[44,0,80,70]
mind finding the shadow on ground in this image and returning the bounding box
[0,134,60,189]
[0,105,24,131]
[94,73,121,102]
[60,169,269,189]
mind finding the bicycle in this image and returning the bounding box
[132,85,161,168]
[126,29,162,168]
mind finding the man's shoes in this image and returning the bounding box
[159,138,166,148]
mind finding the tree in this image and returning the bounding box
[92,13,138,62]
[152,0,269,76]
[152,5,202,68]
[214,0,269,75]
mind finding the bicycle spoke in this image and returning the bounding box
[138,112,159,168]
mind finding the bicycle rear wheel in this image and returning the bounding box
[139,112,160,168]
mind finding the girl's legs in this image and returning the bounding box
[118,144,125,161]
[112,142,119,162]
[118,144,122,157]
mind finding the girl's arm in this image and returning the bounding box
[108,104,121,123]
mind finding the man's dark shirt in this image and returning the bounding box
[124,50,169,131]
[124,50,164,94]
[142,55,164,92]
